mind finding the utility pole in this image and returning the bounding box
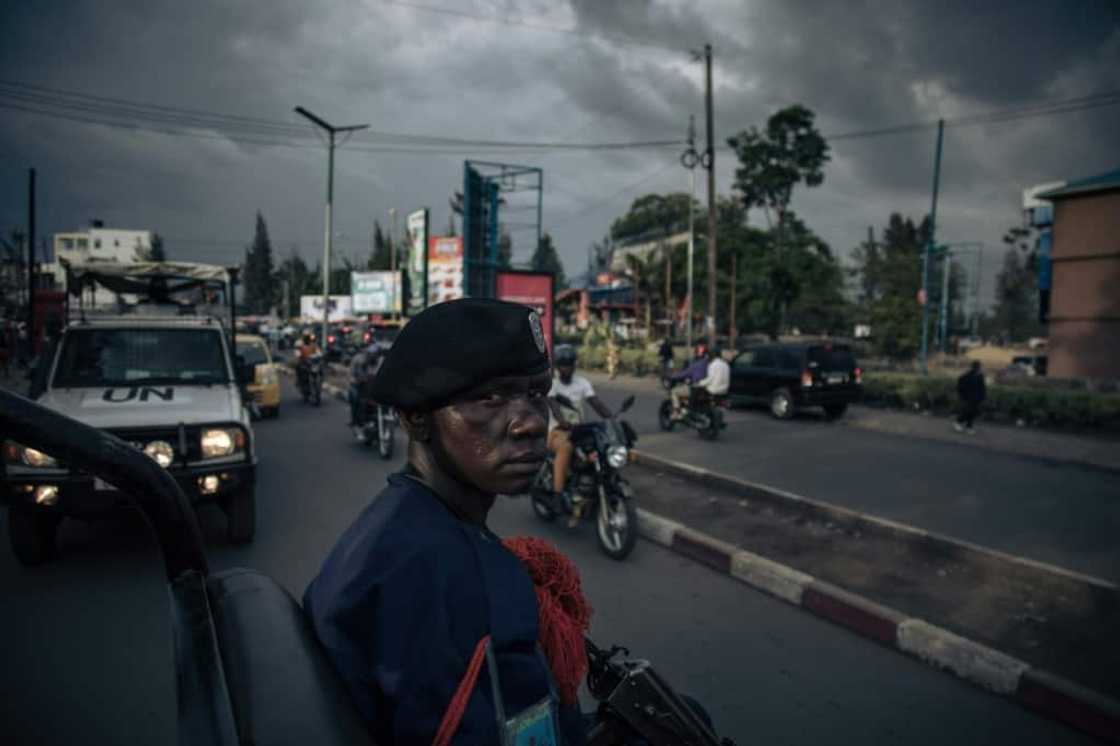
[294,106,368,347]
[703,43,717,342]
[920,118,944,375]
[389,207,398,321]
[729,251,737,344]
[663,240,672,339]
[681,114,699,351]
[939,249,952,354]
[27,169,35,347]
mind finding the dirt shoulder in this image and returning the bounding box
[626,461,1120,698]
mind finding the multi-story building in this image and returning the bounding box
[42,227,152,307]
[1036,169,1120,379]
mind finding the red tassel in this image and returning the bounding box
[502,536,592,705]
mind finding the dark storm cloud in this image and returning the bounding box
[1,0,1118,304]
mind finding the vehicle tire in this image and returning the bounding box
[529,465,558,522]
[698,411,720,441]
[769,388,795,420]
[597,486,638,560]
[9,505,58,566]
[823,403,848,420]
[657,399,675,431]
[226,487,256,544]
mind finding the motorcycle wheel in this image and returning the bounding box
[597,486,638,560]
[529,464,558,522]
[698,411,720,441]
[657,399,675,432]
[378,419,394,460]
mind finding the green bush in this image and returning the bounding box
[862,372,1120,432]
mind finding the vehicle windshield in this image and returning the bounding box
[237,342,269,367]
[807,346,856,371]
[53,328,230,387]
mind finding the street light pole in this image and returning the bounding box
[294,106,368,348]
[389,207,398,321]
[920,118,944,375]
[703,43,716,342]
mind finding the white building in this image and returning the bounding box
[43,228,152,307]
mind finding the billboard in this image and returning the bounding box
[351,271,401,314]
[299,295,352,323]
[406,209,429,315]
[427,235,464,305]
[496,270,554,358]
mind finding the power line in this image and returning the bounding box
[378,0,685,54]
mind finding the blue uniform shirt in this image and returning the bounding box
[303,470,586,745]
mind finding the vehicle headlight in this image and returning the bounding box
[3,441,59,468]
[606,445,629,469]
[200,428,244,458]
[143,440,174,468]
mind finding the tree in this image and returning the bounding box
[589,234,615,275]
[992,248,1043,343]
[729,105,830,334]
[150,233,167,262]
[497,228,512,269]
[850,213,933,358]
[368,221,393,270]
[242,212,277,314]
[530,232,566,289]
[623,251,660,335]
[276,252,312,318]
[610,193,696,245]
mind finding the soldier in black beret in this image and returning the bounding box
[304,298,588,744]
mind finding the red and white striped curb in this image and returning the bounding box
[634,462,1120,743]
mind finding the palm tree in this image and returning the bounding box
[624,252,661,337]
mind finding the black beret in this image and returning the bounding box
[369,298,551,410]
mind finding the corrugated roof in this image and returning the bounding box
[1036,168,1120,200]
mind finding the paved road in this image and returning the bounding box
[586,376,1120,582]
[0,380,1094,745]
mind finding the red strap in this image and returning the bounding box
[432,634,491,746]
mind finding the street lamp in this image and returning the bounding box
[294,106,369,348]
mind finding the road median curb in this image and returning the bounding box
[632,450,1120,743]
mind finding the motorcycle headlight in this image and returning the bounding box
[200,428,245,458]
[143,440,175,468]
[606,445,629,469]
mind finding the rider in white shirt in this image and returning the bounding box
[697,345,730,396]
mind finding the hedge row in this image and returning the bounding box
[862,372,1120,432]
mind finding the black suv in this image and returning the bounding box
[728,342,862,420]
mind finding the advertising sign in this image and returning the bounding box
[496,270,554,357]
[299,295,352,323]
[351,271,401,314]
[427,235,464,305]
[406,209,429,315]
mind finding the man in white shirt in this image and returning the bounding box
[547,345,613,526]
[697,344,730,397]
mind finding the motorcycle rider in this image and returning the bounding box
[668,342,709,420]
[696,344,731,398]
[303,299,589,744]
[295,332,321,392]
[348,343,385,427]
[546,344,613,527]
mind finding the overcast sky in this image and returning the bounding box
[2,0,1118,309]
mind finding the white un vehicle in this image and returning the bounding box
[2,262,258,565]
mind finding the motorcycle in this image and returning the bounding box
[658,378,727,440]
[0,387,737,746]
[353,398,396,460]
[529,394,640,560]
[297,353,323,406]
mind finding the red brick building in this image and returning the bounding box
[1039,169,1120,379]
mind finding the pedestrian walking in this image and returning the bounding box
[658,337,673,376]
[954,360,986,434]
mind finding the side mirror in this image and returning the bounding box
[620,394,635,413]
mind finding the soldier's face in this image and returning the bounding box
[432,372,551,495]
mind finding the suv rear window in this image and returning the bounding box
[807,345,856,372]
[54,328,230,387]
